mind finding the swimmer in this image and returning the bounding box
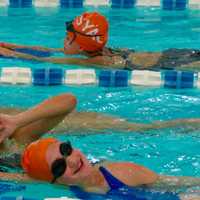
[0,93,199,199]
[1,12,200,71]
[0,137,199,200]
[1,93,200,145]
[0,93,200,169]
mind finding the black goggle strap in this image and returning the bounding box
[51,176,57,184]
[65,21,103,37]
[69,32,77,45]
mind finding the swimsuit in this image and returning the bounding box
[101,166,182,200]
[99,166,128,190]
[154,48,200,69]
[71,166,181,200]
[107,48,200,70]
[99,166,181,200]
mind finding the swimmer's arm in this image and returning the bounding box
[176,61,200,71]
[4,49,119,68]
[0,172,34,183]
[84,186,108,194]
[145,118,200,131]
[13,93,77,129]
[20,46,63,53]
[0,48,100,66]
[42,56,116,68]
[149,175,200,190]
[0,42,63,52]
[147,175,200,200]
[44,56,125,69]
[0,47,122,68]
[113,118,200,133]
[0,93,76,142]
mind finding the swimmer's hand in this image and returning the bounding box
[0,42,18,49]
[0,47,16,57]
[0,114,18,143]
[0,42,6,47]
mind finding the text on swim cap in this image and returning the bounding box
[75,16,103,44]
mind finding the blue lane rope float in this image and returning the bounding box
[60,0,83,8]
[162,0,187,10]
[0,0,198,8]
[9,0,32,8]
[99,70,129,87]
[0,67,199,89]
[32,68,64,85]
[175,0,187,10]
[111,0,136,8]
[163,70,196,88]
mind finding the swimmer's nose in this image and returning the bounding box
[66,154,80,169]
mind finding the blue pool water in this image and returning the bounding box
[0,6,200,199]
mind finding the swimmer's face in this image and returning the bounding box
[64,32,82,55]
[46,141,92,185]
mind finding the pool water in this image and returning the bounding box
[0,6,200,199]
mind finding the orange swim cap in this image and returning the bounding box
[70,12,109,52]
[21,138,58,182]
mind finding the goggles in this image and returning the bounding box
[65,21,103,45]
[51,141,73,183]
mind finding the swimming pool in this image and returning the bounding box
[0,4,200,200]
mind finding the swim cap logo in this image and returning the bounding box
[75,16,103,44]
